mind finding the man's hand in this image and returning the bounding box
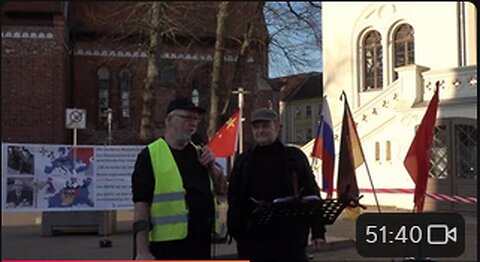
[198,146,215,167]
[311,238,326,251]
[210,162,227,196]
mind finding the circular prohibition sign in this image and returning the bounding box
[69,109,84,123]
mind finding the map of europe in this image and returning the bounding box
[38,146,95,208]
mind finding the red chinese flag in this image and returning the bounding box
[403,87,439,212]
[207,109,240,157]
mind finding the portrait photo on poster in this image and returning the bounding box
[5,177,35,209]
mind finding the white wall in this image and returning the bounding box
[322,2,466,124]
[308,2,477,209]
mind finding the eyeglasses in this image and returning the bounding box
[172,114,201,122]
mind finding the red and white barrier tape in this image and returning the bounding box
[322,188,477,205]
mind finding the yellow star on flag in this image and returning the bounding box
[207,109,240,157]
[226,117,236,129]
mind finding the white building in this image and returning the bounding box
[302,2,477,212]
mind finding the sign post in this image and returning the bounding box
[100,108,113,248]
[66,108,86,171]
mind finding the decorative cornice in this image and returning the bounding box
[1,31,255,63]
[74,48,254,63]
[1,31,54,39]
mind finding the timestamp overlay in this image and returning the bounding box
[356,213,465,257]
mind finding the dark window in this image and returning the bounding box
[306,105,312,118]
[393,24,415,80]
[158,59,176,84]
[97,67,110,128]
[192,89,200,106]
[363,30,383,91]
[455,124,477,179]
[119,69,132,119]
[430,125,449,179]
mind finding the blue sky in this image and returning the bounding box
[264,2,322,78]
[269,49,322,78]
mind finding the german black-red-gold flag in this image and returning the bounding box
[337,92,365,219]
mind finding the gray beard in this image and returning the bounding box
[176,132,192,144]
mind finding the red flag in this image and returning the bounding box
[403,87,439,212]
[337,93,365,220]
[207,109,240,157]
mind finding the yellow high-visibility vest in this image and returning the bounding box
[147,138,220,242]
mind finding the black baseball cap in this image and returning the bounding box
[166,97,206,114]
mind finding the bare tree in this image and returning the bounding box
[264,1,322,77]
[208,2,229,138]
[221,2,266,116]
[82,2,218,143]
[139,2,163,143]
[80,2,319,143]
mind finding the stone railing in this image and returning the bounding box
[422,65,477,102]
[331,81,400,141]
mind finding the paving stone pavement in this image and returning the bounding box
[1,207,477,261]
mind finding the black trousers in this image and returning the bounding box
[149,216,213,260]
[236,236,308,262]
[235,215,310,262]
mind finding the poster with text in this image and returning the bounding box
[2,143,143,212]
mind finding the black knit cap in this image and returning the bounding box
[166,97,206,114]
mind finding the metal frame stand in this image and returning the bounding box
[99,108,113,248]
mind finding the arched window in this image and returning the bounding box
[393,24,415,80]
[363,30,383,91]
[158,59,176,84]
[192,89,200,106]
[119,69,132,119]
[97,67,110,127]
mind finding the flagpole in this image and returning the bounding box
[341,91,382,213]
[232,87,249,154]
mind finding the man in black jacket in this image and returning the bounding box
[227,108,326,262]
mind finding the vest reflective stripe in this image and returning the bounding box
[153,192,185,202]
[148,138,188,242]
[151,214,188,225]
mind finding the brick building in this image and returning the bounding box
[2,2,271,146]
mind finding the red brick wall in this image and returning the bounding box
[2,3,271,148]
[1,19,69,144]
[71,43,262,146]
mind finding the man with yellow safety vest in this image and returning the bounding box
[132,97,226,260]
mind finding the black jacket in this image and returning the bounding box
[227,140,326,242]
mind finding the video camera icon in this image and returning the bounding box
[427,224,457,245]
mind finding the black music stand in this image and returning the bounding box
[251,197,348,226]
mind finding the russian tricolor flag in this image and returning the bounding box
[311,97,335,199]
